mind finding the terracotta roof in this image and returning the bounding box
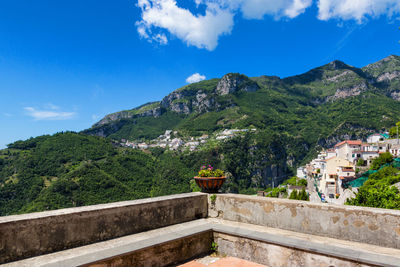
[334,140,362,147]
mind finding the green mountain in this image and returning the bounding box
[2,55,400,215]
[85,55,400,156]
[0,132,195,215]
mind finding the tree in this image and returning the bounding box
[389,121,400,139]
[289,190,298,199]
[357,159,365,166]
[371,152,393,170]
[289,188,309,201]
[298,188,309,201]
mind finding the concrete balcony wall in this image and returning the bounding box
[0,193,208,264]
[2,193,400,266]
[209,194,400,249]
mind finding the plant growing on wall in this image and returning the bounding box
[211,241,218,253]
[210,194,217,205]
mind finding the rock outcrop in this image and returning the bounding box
[93,104,162,127]
[377,71,400,82]
[327,82,368,101]
[161,90,196,114]
[160,88,218,114]
[216,73,259,95]
[390,90,400,101]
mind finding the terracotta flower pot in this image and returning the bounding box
[194,176,226,193]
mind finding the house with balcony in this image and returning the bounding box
[336,166,356,194]
[320,157,353,199]
[334,140,362,164]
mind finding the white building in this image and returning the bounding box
[137,143,149,149]
[389,144,400,157]
[320,157,353,198]
[326,149,336,159]
[334,140,362,163]
[367,133,388,144]
[169,138,184,150]
[296,167,307,179]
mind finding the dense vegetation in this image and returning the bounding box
[0,130,294,215]
[265,176,308,200]
[2,55,400,215]
[0,133,194,215]
[86,56,400,168]
[347,153,400,209]
[289,189,309,201]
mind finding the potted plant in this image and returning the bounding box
[194,165,226,193]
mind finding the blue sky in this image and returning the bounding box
[0,0,399,148]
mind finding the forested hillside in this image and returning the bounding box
[2,55,400,215]
[0,131,291,215]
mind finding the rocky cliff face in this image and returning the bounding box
[160,90,196,114]
[159,73,258,115]
[377,70,400,82]
[216,73,260,95]
[160,89,218,114]
[327,82,368,101]
[94,105,163,127]
[390,91,400,101]
[89,55,400,138]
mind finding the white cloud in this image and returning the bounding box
[285,0,313,18]
[217,0,312,19]
[317,0,400,21]
[24,107,76,121]
[136,0,399,50]
[136,0,234,50]
[154,33,168,45]
[186,73,206,83]
[136,0,313,50]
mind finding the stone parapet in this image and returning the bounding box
[0,192,208,263]
[209,194,400,249]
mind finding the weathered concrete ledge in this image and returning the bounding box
[0,192,208,264]
[209,194,400,249]
[211,220,400,267]
[6,219,400,267]
[2,192,400,266]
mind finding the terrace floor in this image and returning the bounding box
[179,256,267,267]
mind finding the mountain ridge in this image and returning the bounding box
[3,55,400,215]
[85,55,400,142]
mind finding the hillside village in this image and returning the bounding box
[297,133,400,204]
[121,129,400,205]
[119,128,256,151]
